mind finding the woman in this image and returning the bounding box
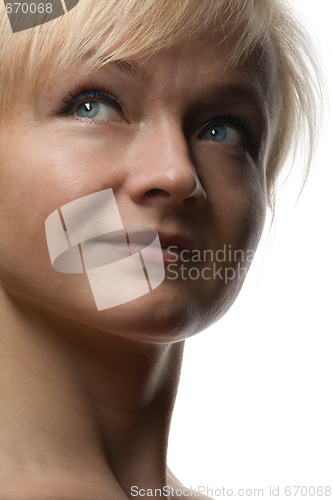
[0,0,321,498]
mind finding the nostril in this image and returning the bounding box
[146,189,169,198]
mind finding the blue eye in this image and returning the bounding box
[73,100,122,121]
[199,116,253,152]
[59,90,124,123]
[201,124,228,143]
[76,101,100,119]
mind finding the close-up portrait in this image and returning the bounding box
[0,0,331,499]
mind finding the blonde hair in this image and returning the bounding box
[0,0,323,206]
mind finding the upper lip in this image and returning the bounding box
[92,227,197,253]
[156,231,196,253]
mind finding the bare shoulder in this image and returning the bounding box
[167,468,213,500]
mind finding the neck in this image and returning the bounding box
[0,289,184,498]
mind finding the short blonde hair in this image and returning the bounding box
[0,0,323,206]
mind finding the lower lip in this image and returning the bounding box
[96,241,172,264]
[84,240,183,266]
[126,244,183,264]
[133,245,179,265]
[125,244,184,265]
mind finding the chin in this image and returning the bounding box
[27,282,204,344]
[66,277,244,343]
[69,284,206,343]
[12,265,244,344]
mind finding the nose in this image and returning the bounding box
[126,120,207,211]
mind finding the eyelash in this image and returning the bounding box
[57,86,123,115]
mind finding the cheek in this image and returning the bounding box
[0,123,129,226]
[31,126,127,203]
[200,148,267,250]
[2,120,131,206]
[178,149,267,327]
[0,126,121,294]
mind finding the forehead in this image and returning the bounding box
[76,34,275,122]
[63,31,275,102]
[144,35,271,86]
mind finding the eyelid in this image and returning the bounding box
[58,90,123,116]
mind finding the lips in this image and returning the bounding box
[155,231,197,264]
[83,227,197,265]
[157,232,195,253]
[126,229,196,265]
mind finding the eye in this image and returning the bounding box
[199,116,253,152]
[74,100,121,121]
[200,124,242,147]
[58,90,124,123]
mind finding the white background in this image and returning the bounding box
[168,1,333,497]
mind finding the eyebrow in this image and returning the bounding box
[215,83,268,114]
[84,51,269,123]
[86,50,268,103]
[113,60,146,80]
[85,51,146,80]
[197,83,269,126]
[115,61,267,114]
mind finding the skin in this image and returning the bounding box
[0,32,273,499]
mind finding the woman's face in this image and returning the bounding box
[0,34,270,342]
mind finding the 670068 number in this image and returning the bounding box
[5,3,53,14]
[284,485,332,496]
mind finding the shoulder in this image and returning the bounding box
[167,468,213,500]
